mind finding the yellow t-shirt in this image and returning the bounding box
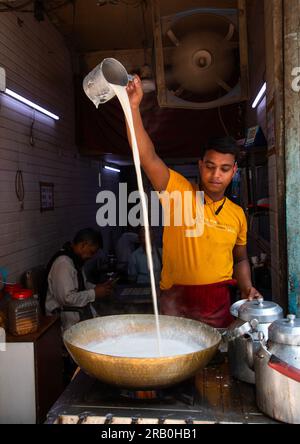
[160,169,247,290]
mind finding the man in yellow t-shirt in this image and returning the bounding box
[125,76,260,327]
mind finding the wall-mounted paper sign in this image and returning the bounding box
[245,126,267,148]
[40,182,54,212]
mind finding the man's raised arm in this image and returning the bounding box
[126,76,170,192]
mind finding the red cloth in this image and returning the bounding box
[160,280,237,328]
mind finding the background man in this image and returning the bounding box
[45,228,113,330]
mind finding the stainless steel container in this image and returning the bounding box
[227,297,283,384]
[254,315,300,424]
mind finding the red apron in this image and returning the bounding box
[159,280,236,328]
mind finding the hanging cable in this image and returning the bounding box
[15,170,25,211]
[218,105,230,136]
[0,1,33,12]
[45,0,73,12]
[29,111,36,147]
[96,0,142,7]
[0,0,74,13]
[140,0,148,58]
[217,87,230,136]
[119,0,142,8]
[0,0,143,13]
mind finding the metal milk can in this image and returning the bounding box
[254,315,300,424]
[227,297,283,384]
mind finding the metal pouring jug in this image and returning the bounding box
[83,58,133,107]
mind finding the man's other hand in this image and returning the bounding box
[95,280,113,299]
[241,286,262,301]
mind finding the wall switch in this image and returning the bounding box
[0,67,6,92]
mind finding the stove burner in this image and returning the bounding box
[120,390,158,400]
[82,377,197,407]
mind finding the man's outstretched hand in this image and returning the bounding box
[126,75,143,110]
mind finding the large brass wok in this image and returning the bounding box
[63,314,221,389]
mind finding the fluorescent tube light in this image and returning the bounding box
[4,88,59,120]
[252,82,266,109]
[104,165,120,173]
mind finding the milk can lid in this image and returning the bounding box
[237,297,283,323]
[230,299,247,318]
[269,315,300,346]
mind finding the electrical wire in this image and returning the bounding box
[0,0,143,14]
[217,86,230,136]
[97,0,142,7]
[218,105,230,136]
[45,0,73,12]
[0,1,33,12]
[0,0,74,13]
[0,0,143,13]
[119,0,142,7]
[140,0,148,54]
[15,169,25,210]
[30,111,36,146]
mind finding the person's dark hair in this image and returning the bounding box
[201,136,240,162]
[73,228,103,248]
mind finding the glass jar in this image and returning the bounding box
[0,284,22,330]
[8,289,39,336]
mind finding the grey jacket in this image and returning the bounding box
[45,255,96,330]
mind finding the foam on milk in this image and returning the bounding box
[109,83,162,356]
[86,334,202,358]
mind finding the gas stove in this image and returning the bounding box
[45,358,277,424]
[46,372,203,424]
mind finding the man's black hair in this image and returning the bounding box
[73,228,103,248]
[201,136,240,162]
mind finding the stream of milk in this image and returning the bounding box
[109,83,162,356]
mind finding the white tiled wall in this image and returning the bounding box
[0,12,101,281]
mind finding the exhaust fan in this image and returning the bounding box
[151,0,249,110]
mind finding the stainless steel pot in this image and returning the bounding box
[227,297,283,384]
[254,315,300,424]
